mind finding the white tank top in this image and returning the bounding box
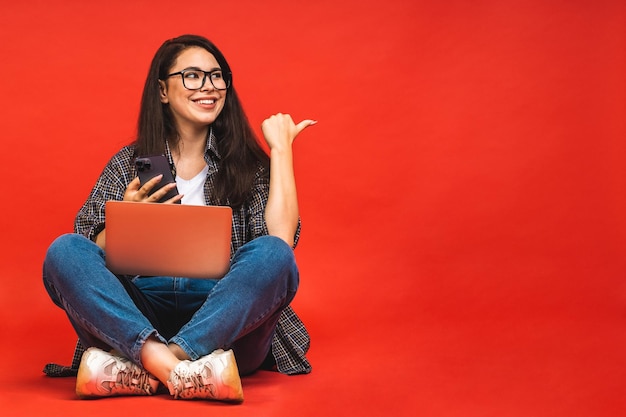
[176,165,209,206]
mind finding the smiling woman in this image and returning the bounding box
[158,47,228,141]
[40,34,316,402]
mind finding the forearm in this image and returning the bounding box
[261,113,315,246]
[265,148,299,247]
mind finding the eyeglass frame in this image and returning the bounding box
[165,68,232,91]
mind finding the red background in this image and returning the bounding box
[0,1,625,416]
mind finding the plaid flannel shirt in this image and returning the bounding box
[44,132,311,376]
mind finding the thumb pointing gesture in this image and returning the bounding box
[262,113,317,151]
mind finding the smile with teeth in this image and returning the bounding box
[195,99,215,105]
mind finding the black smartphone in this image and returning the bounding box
[135,155,180,203]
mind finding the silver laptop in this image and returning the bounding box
[105,201,232,278]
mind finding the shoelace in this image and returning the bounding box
[114,361,155,395]
[170,363,217,399]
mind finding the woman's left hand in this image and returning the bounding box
[261,113,317,152]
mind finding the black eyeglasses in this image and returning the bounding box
[166,69,231,91]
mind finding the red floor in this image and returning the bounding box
[2,249,626,417]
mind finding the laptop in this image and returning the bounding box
[105,201,232,278]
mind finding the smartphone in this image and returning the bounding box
[135,155,180,203]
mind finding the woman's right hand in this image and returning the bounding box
[123,176,183,204]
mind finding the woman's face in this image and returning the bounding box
[159,46,227,133]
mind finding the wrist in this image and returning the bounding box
[270,146,293,158]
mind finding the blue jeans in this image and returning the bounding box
[43,233,299,375]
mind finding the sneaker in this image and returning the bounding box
[167,349,244,402]
[76,347,160,398]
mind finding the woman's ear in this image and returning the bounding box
[158,80,169,103]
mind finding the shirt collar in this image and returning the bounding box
[205,127,221,159]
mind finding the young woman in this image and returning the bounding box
[43,34,314,402]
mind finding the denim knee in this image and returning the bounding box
[43,233,101,301]
[233,235,299,292]
[45,233,92,263]
[256,235,298,275]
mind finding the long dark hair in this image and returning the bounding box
[134,34,269,208]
